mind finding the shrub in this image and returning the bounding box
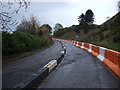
[2,32,47,56]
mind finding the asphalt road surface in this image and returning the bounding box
[38,41,118,88]
[2,40,63,88]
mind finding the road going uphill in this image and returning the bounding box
[38,41,118,88]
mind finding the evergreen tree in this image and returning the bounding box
[78,13,85,24]
[78,9,94,24]
[84,9,94,23]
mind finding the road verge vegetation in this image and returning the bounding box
[2,16,53,63]
[2,31,53,62]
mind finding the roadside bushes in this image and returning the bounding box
[2,31,47,56]
[2,16,53,59]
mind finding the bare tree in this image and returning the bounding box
[54,23,63,31]
[0,0,30,32]
[16,15,42,36]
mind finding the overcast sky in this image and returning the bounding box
[2,0,119,31]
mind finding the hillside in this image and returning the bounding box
[53,12,120,52]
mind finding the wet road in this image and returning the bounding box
[38,41,118,88]
[3,40,63,88]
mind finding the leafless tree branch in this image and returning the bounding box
[0,0,30,32]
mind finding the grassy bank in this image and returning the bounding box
[53,12,120,52]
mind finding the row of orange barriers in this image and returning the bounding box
[52,38,120,78]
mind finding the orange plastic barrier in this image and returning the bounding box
[102,49,120,78]
[52,38,120,78]
[91,45,100,57]
[73,41,76,45]
[84,43,89,51]
[78,42,82,47]
[75,41,77,45]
